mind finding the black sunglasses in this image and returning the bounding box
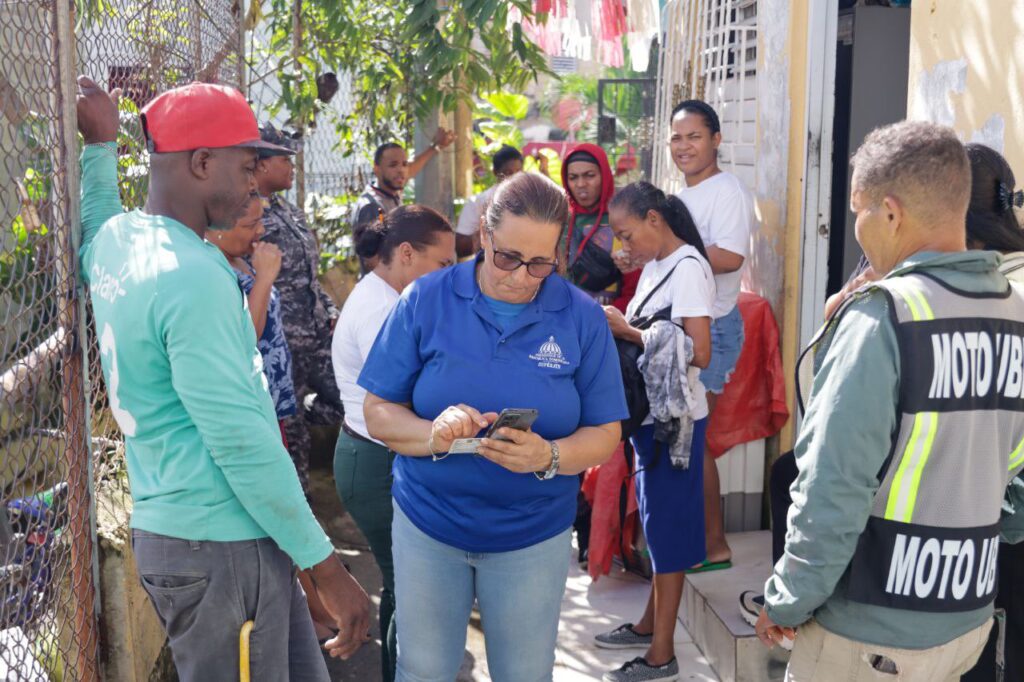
[486,230,558,278]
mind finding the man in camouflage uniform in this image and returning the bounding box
[256,124,342,492]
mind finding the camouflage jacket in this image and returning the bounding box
[259,194,337,340]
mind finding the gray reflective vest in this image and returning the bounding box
[800,271,1024,613]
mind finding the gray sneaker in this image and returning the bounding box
[603,656,679,682]
[594,623,653,650]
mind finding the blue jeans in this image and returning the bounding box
[701,304,745,394]
[391,503,571,682]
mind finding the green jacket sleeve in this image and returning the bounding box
[160,261,333,569]
[79,143,123,272]
[764,292,900,627]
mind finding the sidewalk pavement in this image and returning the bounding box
[553,559,720,681]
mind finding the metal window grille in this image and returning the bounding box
[652,0,758,193]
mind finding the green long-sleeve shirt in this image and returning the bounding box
[765,250,1018,649]
[79,143,332,569]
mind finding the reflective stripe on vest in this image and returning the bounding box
[1010,434,1024,471]
[885,410,939,523]
[882,277,938,524]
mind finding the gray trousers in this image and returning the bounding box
[132,530,329,682]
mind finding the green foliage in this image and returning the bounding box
[115,97,150,209]
[74,0,113,29]
[304,191,360,275]
[470,90,559,193]
[544,68,655,180]
[2,115,53,310]
[1,213,50,307]
[483,91,530,120]
[253,0,553,152]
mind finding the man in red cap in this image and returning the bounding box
[75,76,369,680]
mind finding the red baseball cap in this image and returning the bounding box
[140,82,294,155]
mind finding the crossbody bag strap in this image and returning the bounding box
[574,208,608,260]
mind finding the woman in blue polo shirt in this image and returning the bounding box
[360,172,628,682]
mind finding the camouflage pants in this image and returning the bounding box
[283,331,343,492]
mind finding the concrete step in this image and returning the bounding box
[681,531,791,682]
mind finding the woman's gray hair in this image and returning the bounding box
[850,120,970,223]
[484,171,569,233]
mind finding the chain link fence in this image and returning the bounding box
[245,27,371,271]
[1,0,242,677]
[0,0,374,675]
[76,0,244,617]
[1,0,98,677]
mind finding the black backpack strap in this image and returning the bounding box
[629,256,699,324]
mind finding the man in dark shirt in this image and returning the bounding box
[350,129,454,270]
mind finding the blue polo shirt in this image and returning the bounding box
[359,258,628,552]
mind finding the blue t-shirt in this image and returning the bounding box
[481,292,528,329]
[358,258,628,552]
[235,268,297,419]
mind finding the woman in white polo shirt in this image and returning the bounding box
[670,99,756,570]
[331,205,455,682]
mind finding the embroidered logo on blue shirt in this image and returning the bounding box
[530,336,570,370]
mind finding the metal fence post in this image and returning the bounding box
[292,0,306,210]
[53,0,101,678]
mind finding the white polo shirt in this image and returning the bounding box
[331,271,401,442]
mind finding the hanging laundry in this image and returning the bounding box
[514,0,638,69]
[594,0,627,67]
[625,0,660,72]
[514,1,563,58]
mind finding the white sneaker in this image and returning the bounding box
[738,591,792,651]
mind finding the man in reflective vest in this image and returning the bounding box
[757,120,1024,681]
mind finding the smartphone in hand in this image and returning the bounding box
[448,408,539,454]
[485,408,539,441]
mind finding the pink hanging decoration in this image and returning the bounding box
[516,0,631,67]
[518,0,567,58]
[594,0,627,68]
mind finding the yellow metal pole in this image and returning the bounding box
[239,620,255,681]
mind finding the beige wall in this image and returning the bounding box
[907,1,1024,172]
[746,0,792,314]
[773,0,811,451]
